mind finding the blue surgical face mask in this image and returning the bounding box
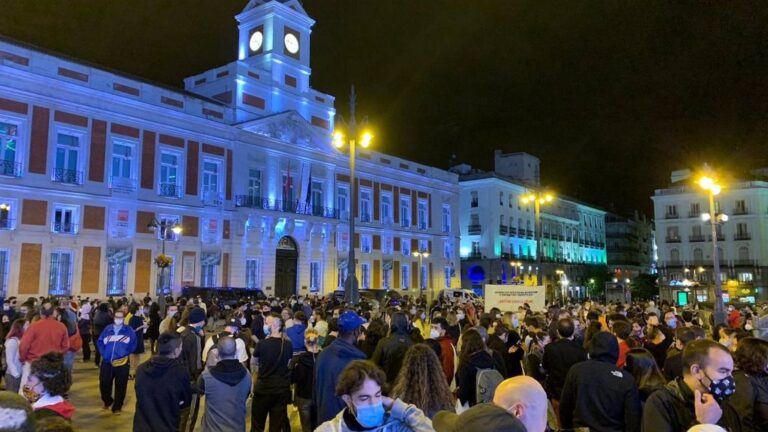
[355,402,385,428]
[666,319,677,329]
[263,324,271,336]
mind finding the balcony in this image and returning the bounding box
[52,168,82,185]
[360,213,371,223]
[109,176,137,193]
[733,259,755,267]
[467,224,482,235]
[525,229,534,238]
[467,252,482,260]
[499,225,508,235]
[0,218,14,230]
[0,159,21,177]
[418,220,427,230]
[688,211,701,218]
[52,222,77,235]
[202,190,224,207]
[708,234,725,241]
[400,218,410,228]
[509,227,518,236]
[733,207,748,215]
[689,235,706,242]
[665,236,681,243]
[234,195,341,219]
[665,213,679,219]
[159,183,182,198]
[734,233,751,241]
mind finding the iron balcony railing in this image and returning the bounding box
[665,236,681,243]
[734,233,751,241]
[159,183,182,198]
[0,159,21,177]
[499,225,508,235]
[109,176,137,193]
[689,235,706,242]
[52,222,78,234]
[234,195,341,219]
[0,218,14,230]
[52,168,82,185]
[467,224,482,235]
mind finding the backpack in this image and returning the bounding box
[475,367,504,404]
[205,333,228,368]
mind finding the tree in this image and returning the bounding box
[586,266,612,299]
[630,273,659,300]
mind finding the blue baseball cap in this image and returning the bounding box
[338,311,366,331]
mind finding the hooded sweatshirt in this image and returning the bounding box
[560,331,641,432]
[315,338,367,424]
[133,356,192,432]
[198,359,251,432]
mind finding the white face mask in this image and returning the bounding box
[240,318,246,325]
[745,324,753,330]
[457,313,465,320]
[429,329,441,339]
[114,318,124,326]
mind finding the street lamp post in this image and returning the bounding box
[699,175,727,325]
[147,218,182,313]
[412,250,430,291]
[334,86,373,306]
[521,191,554,299]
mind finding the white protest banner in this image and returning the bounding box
[484,284,546,312]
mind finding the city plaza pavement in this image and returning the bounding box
[61,347,302,431]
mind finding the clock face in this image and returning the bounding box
[249,31,263,52]
[284,33,299,55]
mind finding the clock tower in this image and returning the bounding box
[184,0,335,130]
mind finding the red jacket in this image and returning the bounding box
[437,335,455,385]
[617,340,630,369]
[19,317,69,363]
[727,310,741,329]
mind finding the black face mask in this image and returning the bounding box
[700,371,736,402]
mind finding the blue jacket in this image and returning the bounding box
[314,338,367,424]
[286,323,308,352]
[97,324,137,363]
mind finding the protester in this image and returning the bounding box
[359,319,387,359]
[315,360,433,432]
[542,317,587,415]
[133,331,192,432]
[493,376,549,432]
[729,337,768,431]
[251,312,294,432]
[560,331,641,431]
[23,352,75,422]
[315,310,368,424]
[198,336,251,432]
[202,317,248,368]
[158,304,179,335]
[372,311,415,385]
[96,308,137,414]
[77,301,92,362]
[290,328,321,432]
[429,317,456,385]
[455,328,504,408]
[286,310,309,353]
[391,343,455,418]
[127,303,148,379]
[625,347,667,403]
[0,391,36,432]
[178,307,207,431]
[18,303,69,392]
[92,302,112,367]
[145,303,161,354]
[4,318,25,393]
[642,339,740,431]
[663,327,696,381]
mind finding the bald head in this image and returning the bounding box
[493,376,548,432]
[217,336,237,359]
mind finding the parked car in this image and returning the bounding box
[437,288,483,306]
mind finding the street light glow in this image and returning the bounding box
[171,223,183,235]
[698,176,715,190]
[333,131,344,148]
[360,131,373,148]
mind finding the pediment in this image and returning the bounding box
[238,110,331,151]
[243,0,308,16]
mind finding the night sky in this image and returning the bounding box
[3,1,768,216]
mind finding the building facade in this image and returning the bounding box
[0,0,461,299]
[455,152,607,299]
[652,178,768,303]
[605,212,656,280]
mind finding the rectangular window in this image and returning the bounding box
[337,185,349,221]
[246,258,261,289]
[310,262,322,292]
[417,200,428,230]
[401,264,410,289]
[471,241,480,256]
[419,239,428,254]
[444,266,452,288]
[470,214,480,226]
[157,215,181,241]
[665,205,677,217]
[111,141,133,180]
[52,206,77,234]
[0,121,19,176]
[0,249,8,296]
[361,234,372,253]
[48,251,73,295]
[0,199,15,230]
[444,241,453,259]
[200,253,220,287]
[338,265,348,289]
[202,160,220,193]
[54,132,81,184]
[159,151,181,197]
[311,180,324,215]
[382,235,393,254]
[381,193,392,224]
[248,169,262,199]
[735,200,747,214]
[690,203,700,217]
[400,196,410,227]
[470,191,478,208]
[383,261,392,289]
[508,194,514,208]
[360,189,372,222]
[738,272,754,282]
[282,173,295,205]
[420,264,428,290]
[159,254,175,293]
[361,262,370,289]
[402,237,411,256]
[442,205,451,233]
[499,191,504,206]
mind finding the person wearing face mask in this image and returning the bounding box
[96,309,137,414]
[22,352,75,422]
[133,331,193,432]
[412,308,430,341]
[429,318,456,385]
[727,305,742,330]
[92,302,113,367]
[315,311,369,425]
[286,310,309,353]
[372,312,415,386]
[127,303,148,380]
[290,329,321,432]
[316,360,433,432]
[158,303,179,335]
[251,313,294,432]
[729,337,768,432]
[202,317,248,368]
[198,336,252,432]
[177,307,207,431]
[642,339,740,432]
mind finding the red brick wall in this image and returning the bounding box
[140,131,156,189]
[29,106,50,174]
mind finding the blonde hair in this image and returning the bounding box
[305,328,320,346]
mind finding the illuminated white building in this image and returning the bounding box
[0,0,460,299]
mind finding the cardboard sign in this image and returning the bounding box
[484,284,546,312]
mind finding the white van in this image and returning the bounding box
[438,288,483,305]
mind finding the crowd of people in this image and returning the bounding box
[0,292,767,432]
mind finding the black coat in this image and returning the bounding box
[731,370,768,432]
[132,356,192,432]
[289,350,317,400]
[560,358,641,432]
[179,327,204,381]
[371,330,413,384]
[641,377,741,432]
[542,338,588,399]
[456,350,498,407]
